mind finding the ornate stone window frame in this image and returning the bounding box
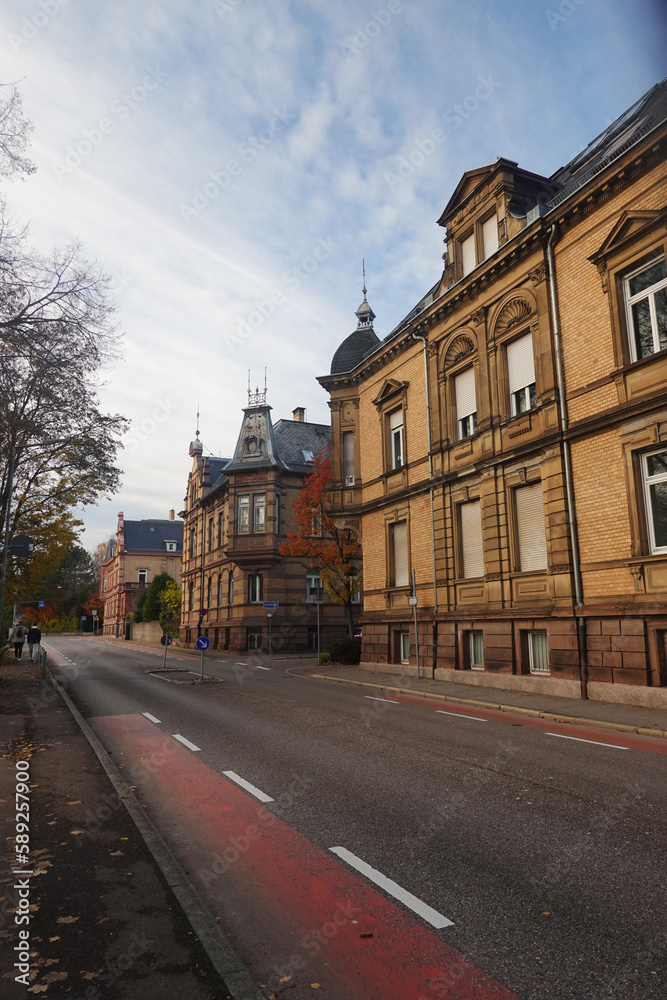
[489,293,539,424]
[589,210,667,371]
[439,328,479,447]
[372,378,410,485]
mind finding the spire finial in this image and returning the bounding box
[196,403,200,439]
[247,369,268,407]
[362,259,367,300]
[355,261,376,329]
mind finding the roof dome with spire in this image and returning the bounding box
[330,267,381,375]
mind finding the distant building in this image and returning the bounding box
[179,389,359,652]
[101,512,183,637]
[320,78,667,705]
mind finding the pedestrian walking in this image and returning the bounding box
[13,623,27,660]
[27,624,42,662]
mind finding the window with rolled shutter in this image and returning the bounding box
[482,215,498,259]
[388,408,404,469]
[507,333,536,415]
[460,501,484,579]
[516,483,548,570]
[455,368,477,439]
[343,431,355,484]
[391,522,409,587]
[461,233,476,276]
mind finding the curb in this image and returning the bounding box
[309,672,667,740]
[47,668,265,1000]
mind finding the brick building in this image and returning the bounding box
[319,78,667,706]
[101,512,183,637]
[179,389,358,652]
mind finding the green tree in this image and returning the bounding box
[159,579,182,638]
[142,572,174,622]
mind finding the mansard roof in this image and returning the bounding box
[123,519,183,552]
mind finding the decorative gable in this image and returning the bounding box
[589,210,666,292]
[371,378,409,408]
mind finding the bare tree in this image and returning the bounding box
[0,83,35,179]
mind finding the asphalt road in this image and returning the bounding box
[45,636,667,1000]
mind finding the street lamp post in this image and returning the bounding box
[0,438,66,640]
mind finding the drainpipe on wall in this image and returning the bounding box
[412,332,439,673]
[199,500,206,638]
[546,224,588,699]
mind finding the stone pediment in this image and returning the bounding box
[590,210,665,264]
[371,378,409,408]
[494,298,533,338]
[437,158,518,227]
[443,333,476,368]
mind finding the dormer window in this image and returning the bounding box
[165,540,177,552]
[460,212,499,278]
[482,214,499,259]
[303,449,314,462]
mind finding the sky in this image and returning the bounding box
[1,0,665,549]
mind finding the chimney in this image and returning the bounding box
[292,407,306,423]
[169,509,175,521]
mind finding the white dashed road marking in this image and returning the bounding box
[436,709,487,722]
[544,732,629,750]
[142,713,161,724]
[330,846,454,929]
[364,696,398,704]
[172,734,202,752]
[223,771,274,803]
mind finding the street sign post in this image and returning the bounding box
[263,602,278,657]
[411,569,420,679]
[196,634,210,680]
[38,601,45,609]
[160,632,173,667]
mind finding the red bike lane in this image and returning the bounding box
[91,713,519,1000]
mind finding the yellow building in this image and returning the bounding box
[319,78,667,707]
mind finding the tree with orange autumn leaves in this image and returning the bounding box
[279,448,361,637]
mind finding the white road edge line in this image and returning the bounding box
[364,696,398,704]
[330,846,454,929]
[252,665,272,671]
[436,709,487,723]
[223,770,274,803]
[142,713,161,725]
[172,734,202,752]
[544,732,629,750]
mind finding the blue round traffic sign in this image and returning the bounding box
[196,636,210,651]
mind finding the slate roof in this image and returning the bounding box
[103,538,115,562]
[123,520,183,552]
[273,419,331,471]
[330,327,381,374]
[208,457,232,486]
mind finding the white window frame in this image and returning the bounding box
[248,573,263,603]
[624,253,667,362]
[254,494,266,533]
[461,232,476,276]
[349,568,361,604]
[138,568,148,584]
[455,368,477,440]
[306,571,323,603]
[507,332,537,416]
[482,214,498,260]
[165,540,177,552]
[400,631,410,664]
[642,448,667,554]
[391,521,409,588]
[388,409,404,470]
[469,630,484,670]
[528,630,549,674]
[343,431,355,485]
[238,495,250,534]
[515,482,548,572]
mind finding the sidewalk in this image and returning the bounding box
[0,654,262,1000]
[299,662,667,739]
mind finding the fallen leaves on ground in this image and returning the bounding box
[56,915,79,924]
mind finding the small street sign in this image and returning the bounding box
[91,609,97,615]
[38,601,45,608]
[408,597,418,606]
[81,615,87,620]
[9,535,34,557]
[160,634,173,646]
[200,608,208,617]
[263,601,279,610]
[196,636,210,651]
[266,612,274,618]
